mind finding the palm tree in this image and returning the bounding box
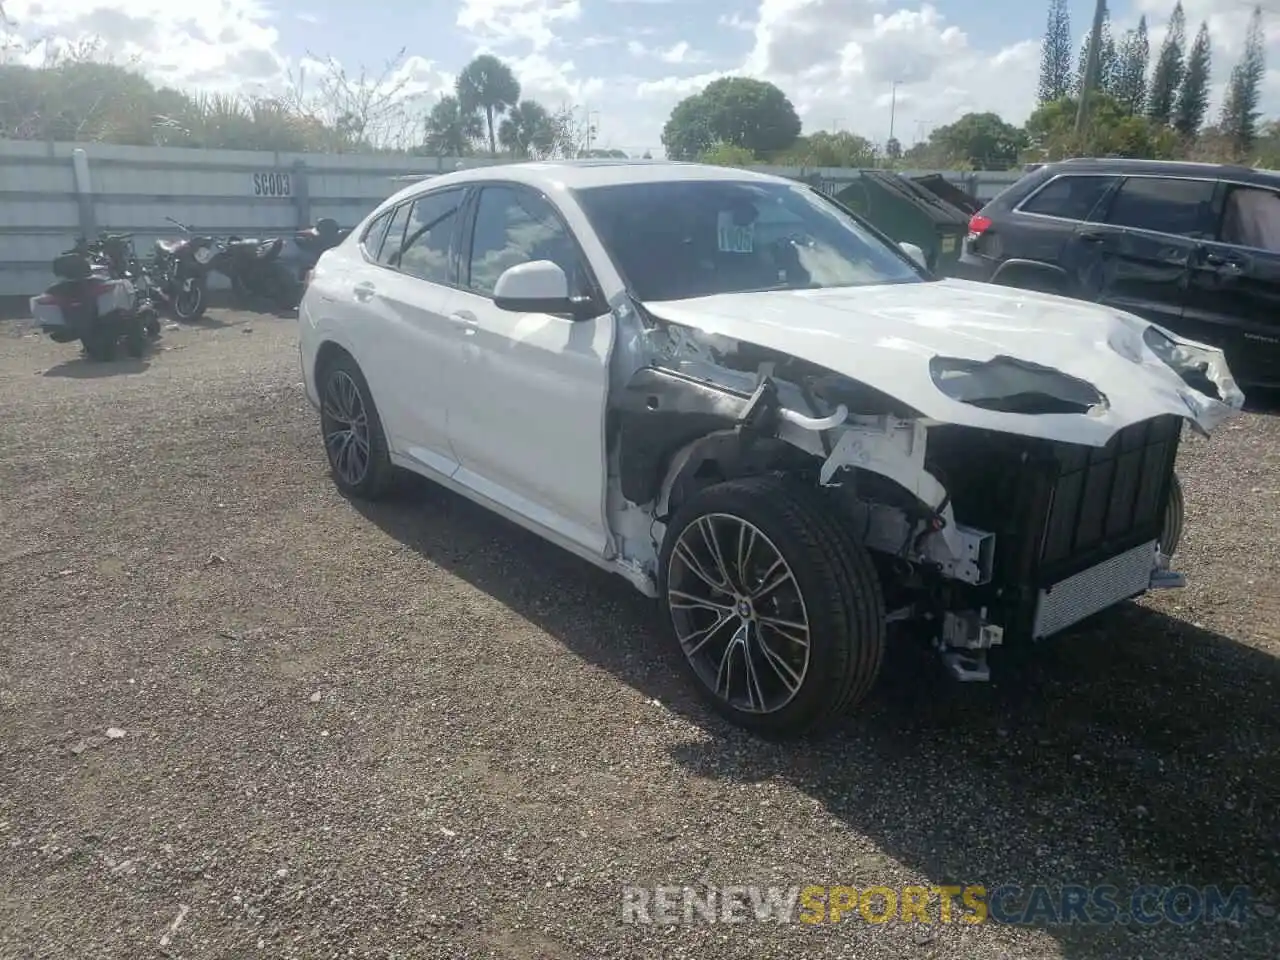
[423,94,482,157]
[455,54,520,157]
[498,99,554,158]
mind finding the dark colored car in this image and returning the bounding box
[956,158,1280,387]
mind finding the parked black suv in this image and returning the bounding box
[957,158,1280,387]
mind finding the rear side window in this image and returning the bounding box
[1102,177,1216,237]
[1019,175,1118,221]
[399,188,465,284]
[378,203,413,267]
[361,209,393,258]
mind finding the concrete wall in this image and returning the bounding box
[0,139,1024,297]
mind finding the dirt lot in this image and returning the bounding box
[0,310,1278,960]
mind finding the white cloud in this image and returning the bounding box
[2,0,288,94]
[455,0,581,52]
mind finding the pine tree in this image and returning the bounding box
[1038,0,1073,105]
[1075,5,1118,97]
[1220,6,1266,155]
[1147,1,1187,125]
[1113,16,1150,115]
[1173,23,1212,138]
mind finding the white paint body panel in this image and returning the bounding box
[643,278,1243,448]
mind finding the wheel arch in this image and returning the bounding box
[311,339,397,445]
[989,258,1070,295]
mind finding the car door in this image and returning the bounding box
[1005,172,1121,266]
[359,187,468,476]
[1065,175,1216,330]
[1184,182,1280,385]
[441,182,615,557]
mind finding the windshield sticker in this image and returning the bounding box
[717,211,754,254]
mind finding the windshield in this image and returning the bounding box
[572,179,926,302]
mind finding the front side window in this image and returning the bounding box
[465,186,590,297]
[399,188,464,284]
[1018,175,1118,221]
[572,180,924,302]
[1103,177,1216,237]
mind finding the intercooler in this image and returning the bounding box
[927,414,1183,640]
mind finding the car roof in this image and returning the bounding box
[1035,156,1280,186]
[397,159,795,194]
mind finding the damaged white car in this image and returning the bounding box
[298,161,1244,738]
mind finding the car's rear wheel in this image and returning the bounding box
[1161,472,1185,557]
[318,353,396,500]
[658,475,886,739]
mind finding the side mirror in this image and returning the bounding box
[493,260,595,319]
[899,241,927,269]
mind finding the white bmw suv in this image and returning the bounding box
[299,160,1242,738]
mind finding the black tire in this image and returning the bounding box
[123,323,146,358]
[317,352,397,501]
[172,275,207,321]
[267,263,298,309]
[1161,472,1185,557]
[658,474,886,739]
[230,272,252,306]
[80,327,116,361]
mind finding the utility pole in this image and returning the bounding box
[883,80,902,167]
[1074,0,1107,136]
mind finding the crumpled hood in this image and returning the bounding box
[642,277,1245,447]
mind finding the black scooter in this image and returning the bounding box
[150,216,219,321]
[209,233,294,310]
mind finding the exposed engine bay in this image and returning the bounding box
[601,290,1243,681]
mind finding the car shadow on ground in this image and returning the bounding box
[354,477,1280,959]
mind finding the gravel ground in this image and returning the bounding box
[1,310,1278,960]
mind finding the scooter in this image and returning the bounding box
[30,236,160,361]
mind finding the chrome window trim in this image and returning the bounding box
[356,185,470,291]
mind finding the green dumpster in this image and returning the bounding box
[831,170,971,275]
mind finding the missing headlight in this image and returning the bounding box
[1141,326,1222,401]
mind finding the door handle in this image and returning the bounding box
[449,310,479,328]
[353,281,376,301]
[1077,230,1107,243]
[1202,251,1247,273]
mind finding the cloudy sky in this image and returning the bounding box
[2,1,1279,155]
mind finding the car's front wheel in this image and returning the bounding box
[658,475,886,739]
[318,353,396,500]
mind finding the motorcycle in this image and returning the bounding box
[286,218,349,306]
[149,216,218,321]
[208,232,295,310]
[29,235,160,361]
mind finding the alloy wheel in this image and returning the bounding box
[321,369,371,487]
[666,513,811,714]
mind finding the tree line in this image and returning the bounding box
[0,36,626,160]
[2,3,1274,169]
[1037,0,1267,158]
[659,1,1277,171]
